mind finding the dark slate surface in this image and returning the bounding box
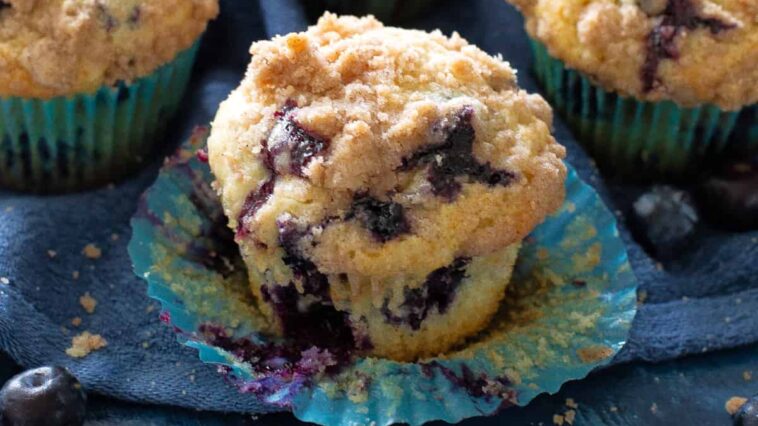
[0,0,756,423]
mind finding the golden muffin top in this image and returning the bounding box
[508,0,757,110]
[0,0,218,98]
[208,14,566,283]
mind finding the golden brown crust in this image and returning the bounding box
[507,0,758,110]
[209,14,566,281]
[0,0,218,98]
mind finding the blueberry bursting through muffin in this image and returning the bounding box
[237,102,516,351]
[641,0,736,92]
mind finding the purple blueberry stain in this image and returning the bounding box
[421,361,517,406]
[400,106,515,201]
[382,257,471,330]
[268,101,330,178]
[348,193,410,242]
[95,2,118,32]
[127,5,141,28]
[641,0,736,92]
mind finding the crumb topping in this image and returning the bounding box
[65,331,107,358]
[0,0,218,98]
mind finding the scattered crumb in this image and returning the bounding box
[655,262,664,271]
[71,317,82,327]
[66,332,107,358]
[72,271,80,280]
[744,371,753,381]
[609,406,618,413]
[82,244,102,259]
[142,342,150,349]
[576,345,614,363]
[566,398,578,409]
[79,293,97,314]
[110,233,119,241]
[553,414,564,425]
[564,409,576,424]
[726,397,747,416]
[0,277,9,285]
[47,250,57,258]
[146,304,156,313]
[637,290,648,304]
[650,403,658,414]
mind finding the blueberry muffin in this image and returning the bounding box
[0,0,219,191]
[507,0,757,176]
[208,14,566,361]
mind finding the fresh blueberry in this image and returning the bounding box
[0,366,86,426]
[632,185,698,259]
[349,194,410,242]
[734,395,758,426]
[697,158,758,231]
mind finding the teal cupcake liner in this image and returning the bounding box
[0,41,200,193]
[128,130,638,426]
[530,39,757,178]
[302,0,437,23]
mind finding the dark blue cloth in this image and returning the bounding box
[0,0,756,414]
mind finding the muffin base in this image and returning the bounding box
[0,41,200,193]
[250,243,520,362]
[530,39,756,179]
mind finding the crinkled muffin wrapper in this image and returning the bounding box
[301,0,437,22]
[128,132,638,426]
[530,39,757,179]
[0,41,200,193]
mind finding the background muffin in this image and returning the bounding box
[0,0,218,192]
[508,0,757,178]
[208,14,566,361]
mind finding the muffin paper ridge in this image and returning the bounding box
[0,41,200,192]
[529,39,757,178]
[128,130,638,426]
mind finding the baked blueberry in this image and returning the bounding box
[734,395,758,426]
[0,366,86,426]
[349,194,410,242]
[697,159,758,231]
[632,186,698,259]
[268,103,330,178]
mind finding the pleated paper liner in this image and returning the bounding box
[129,128,638,426]
[0,41,200,193]
[530,39,757,180]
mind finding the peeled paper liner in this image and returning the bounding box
[129,129,638,426]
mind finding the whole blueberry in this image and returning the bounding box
[632,185,698,259]
[0,366,86,426]
[698,158,758,231]
[735,395,758,426]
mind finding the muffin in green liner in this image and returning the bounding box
[508,0,757,178]
[0,0,219,192]
[302,0,437,22]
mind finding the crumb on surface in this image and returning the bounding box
[564,409,576,424]
[83,244,102,259]
[553,414,564,425]
[576,345,613,363]
[744,371,753,381]
[0,277,9,285]
[65,331,107,358]
[726,396,747,416]
[609,406,618,412]
[80,292,97,314]
[650,402,658,414]
[566,398,578,409]
[71,317,82,327]
[47,250,57,258]
[637,290,648,304]
[72,270,80,280]
[111,233,120,241]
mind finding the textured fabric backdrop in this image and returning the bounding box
[0,0,756,415]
